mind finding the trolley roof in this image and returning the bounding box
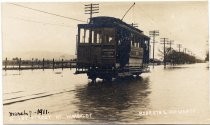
[78,16,150,40]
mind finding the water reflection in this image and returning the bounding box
[3,70,21,76]
[74,77,151,123]
[165,66,188,70]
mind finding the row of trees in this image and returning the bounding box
[158,47,203,65]
[205,52,209,61]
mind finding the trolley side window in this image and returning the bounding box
[145,40,149,50]
[131,34,135,47]
[131,35,141,48]
[103,28,115,44]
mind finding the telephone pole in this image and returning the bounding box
[183,48,187,54]
[183,48,187,63]
[160,38,169,68]
[177,44,182,52]
[177,44,182,64]
[168,40,174,65]
[149,30,159,68]
[168,40,174,52]
[85,3,99,23]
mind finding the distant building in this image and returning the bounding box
[149,58,162,65]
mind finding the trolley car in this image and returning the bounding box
[75,16,150,82]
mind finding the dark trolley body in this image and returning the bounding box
[75,16,150,81]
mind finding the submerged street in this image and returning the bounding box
[3,63,210,124]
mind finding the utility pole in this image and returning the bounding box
[160,38,169,68]
[85,3,99,45]
[85,3,99,23]
[183,48,187,54]
[168,40,174,65]
[149,30,159,68]
[177,44,182,64]
[177,44,182,52]
[168,40,174,52]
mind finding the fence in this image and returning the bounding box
[2,58,76,71]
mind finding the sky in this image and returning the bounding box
[1,1,209,60]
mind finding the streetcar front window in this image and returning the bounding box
[79,27,115,44]
[96,33,102,43]
[84,29,89,43]
[91,29,102,44]
[80,28,84,43]
[79,28,89,43]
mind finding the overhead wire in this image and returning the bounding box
[5,16,77,29]
[136,3,176,45]
[9,3,86,23]
[136,3,156,28]
[80,3,85,6]
[137,3,175,40]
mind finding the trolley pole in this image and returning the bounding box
[121,2,135,21]
[160,38,169,68]
[149,30,159,68]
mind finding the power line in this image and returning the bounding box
[135,3,155,27]
[6,16,76,28]
[80,3,85,5]
[136,3,174,38]
[10,3,86,23]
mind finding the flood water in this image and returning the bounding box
[3,63,210,124]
